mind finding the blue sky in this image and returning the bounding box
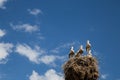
[0,0,120,80]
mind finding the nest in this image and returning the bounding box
[63,56,99,80]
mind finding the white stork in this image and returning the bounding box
[75,45,84,57]
[69,46,75,58]
[86,40,91,52]
[87,50,92,57]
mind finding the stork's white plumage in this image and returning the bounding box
[75,45,84,57]
[69,46,75,58]
[86,40,91,52]
[87,50,92,57]
[87,40,91,47]
[71,46,74,52]
[80,45,83,51]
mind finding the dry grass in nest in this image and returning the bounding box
[63,56,99,80]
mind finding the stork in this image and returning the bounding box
[69,46,75,58]
[75,45,84,57]
[86,40,91,53]
[87,50,92,57]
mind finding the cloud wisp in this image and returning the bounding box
[29,69,64,80]
[0,0,7,9]
[0,29,6,37]
[39,55,57,65]
[10,23,39,33]
[101,74,108,79]
[39,55,65,65]
[28,8,42,16]
[0,42,13,63]
[50,42,79,54]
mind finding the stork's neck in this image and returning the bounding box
[71,46,74,51]
[80,45,83,50]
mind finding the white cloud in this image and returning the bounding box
[39,55,65,65]
[15,44,44,64]
[15,44,64,65]
[0,0,7,9]
[29,69,64,80]
[29,70,43,80]
[101,74,108,79]
[10,23,39,33]
[39,55,65,66]
[28,9,42,16]
[0,43,13,63]
[39,55,57,65]
[0,29,6,37]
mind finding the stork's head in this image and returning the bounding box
[71,46,74,51]
[87,40,91,46]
